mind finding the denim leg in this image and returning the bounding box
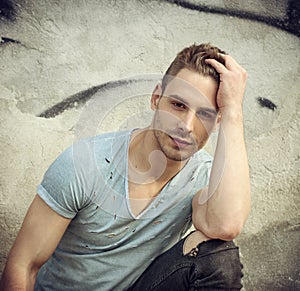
[128,236,243,291]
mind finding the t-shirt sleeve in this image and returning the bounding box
[194,150,213,190]
[37,142,91,219]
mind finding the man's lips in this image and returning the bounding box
[170,136,193,147]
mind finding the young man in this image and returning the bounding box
[0,43,250,290]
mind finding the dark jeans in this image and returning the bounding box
[128,234,243,291]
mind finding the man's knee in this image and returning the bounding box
[211,246,243,289]
[187,239,243,290]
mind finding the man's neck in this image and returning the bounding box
[128,128,187,186]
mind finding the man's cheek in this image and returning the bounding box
[157,111,178,129]
[198,118,217,135]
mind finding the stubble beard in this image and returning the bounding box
[153,112,199,162]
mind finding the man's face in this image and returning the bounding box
[151,68,219,162]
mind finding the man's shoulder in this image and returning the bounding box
[74,129,131,147]
[69,129,132,164]
[73,129,132,150]
[92,129,133,142]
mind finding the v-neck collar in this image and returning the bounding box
[124,129,193,219]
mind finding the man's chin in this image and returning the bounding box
[163,147,196,162]
[155,131,197,161]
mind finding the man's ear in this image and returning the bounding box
[212,112,222,132]
[151,83,162,110]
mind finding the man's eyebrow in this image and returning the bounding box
[168,94,189,105]
[168,94,217,115]
[197,107,217,115]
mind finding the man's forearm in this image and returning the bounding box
[193,107,251,240]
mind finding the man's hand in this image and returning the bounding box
[205,54,247,112]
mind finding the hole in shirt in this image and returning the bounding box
[153,220,162,224]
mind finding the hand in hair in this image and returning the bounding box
[205,54,247,113]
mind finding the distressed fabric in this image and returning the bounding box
[35,130,212,291]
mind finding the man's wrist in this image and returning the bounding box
[219,105,244,122]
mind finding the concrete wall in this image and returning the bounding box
[1,0,299,289]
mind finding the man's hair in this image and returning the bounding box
[161,43,226,92]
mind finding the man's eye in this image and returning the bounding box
[197,110,215,119]
[172,102,186,109]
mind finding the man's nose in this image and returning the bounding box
[178,111,196,133]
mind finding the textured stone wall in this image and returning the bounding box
[0,0,299,289]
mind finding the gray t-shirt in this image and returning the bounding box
[35,130,212,290]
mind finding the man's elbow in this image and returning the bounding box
[200,221,244,241]
[206,206,251,240]
[213,224,243,241]
[0,259,40,291]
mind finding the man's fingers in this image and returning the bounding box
[220,54,245,71]
[205,58,227,74]
[206,54,244,73]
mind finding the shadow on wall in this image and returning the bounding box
[237,219,300,290]
[0,0,16,21]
